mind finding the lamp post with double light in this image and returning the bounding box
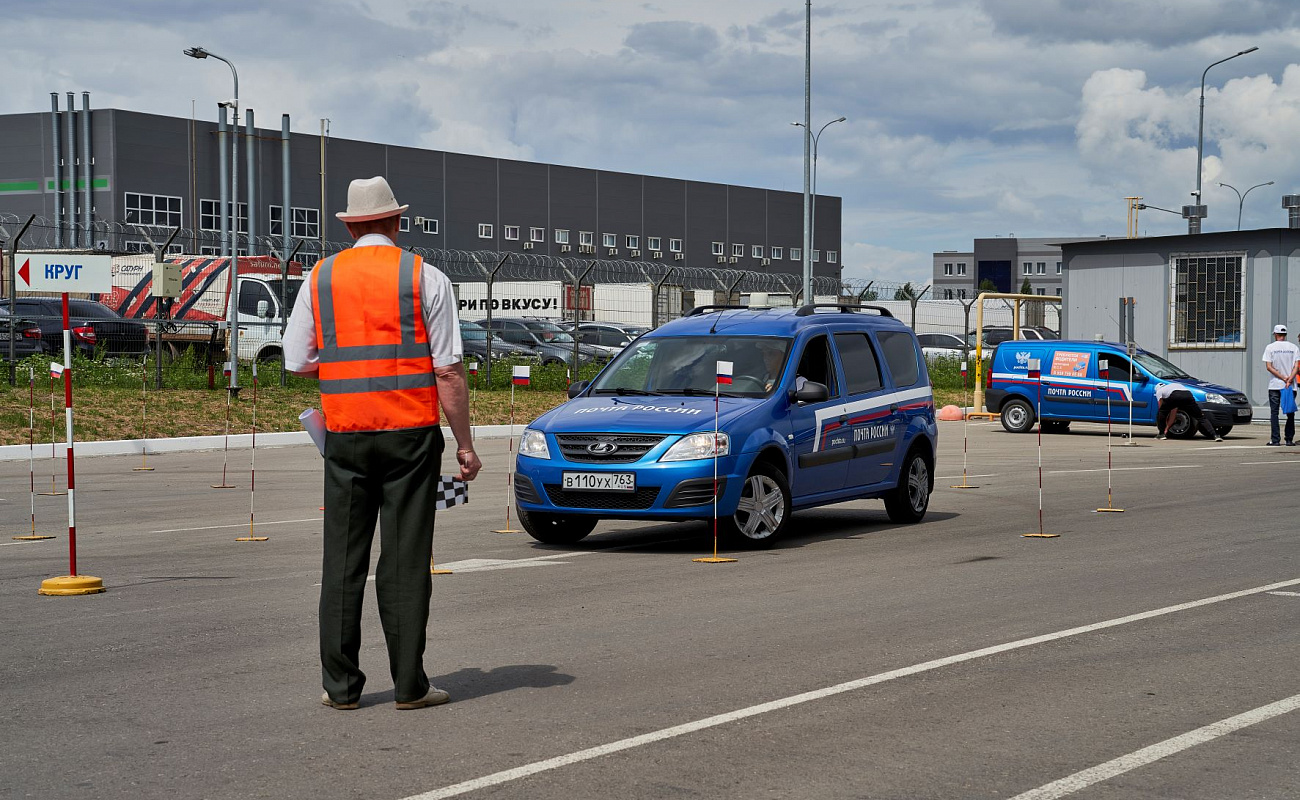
[792,116,845,298]
[1219,180,1273,230]
[184,46,242,388]
[1187,46,1259,234]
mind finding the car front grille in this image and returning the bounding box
[544,484,660,510]
[1225,393,1248,405]
[555,433,667,463]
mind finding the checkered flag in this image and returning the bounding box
[435,475,469,510]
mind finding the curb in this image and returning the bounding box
[0,424,527,462]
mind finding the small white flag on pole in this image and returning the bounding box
[512,365,531,386]
[49,362,64,379]
[716,360,733,385]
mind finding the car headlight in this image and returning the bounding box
[1204,393,1228,404]
[519,429,551,459]
[660,432,729,462]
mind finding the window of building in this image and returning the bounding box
[504,225,520,241]
[399,216,410,233]
[1023,261,1033,276]
[944,263,954,276]
[732,243,744,258]
[827,251,838,264]
[201,199,247,234]
[603,233,617,249]
[1036,261,1046,275]
[530,227,544,242]
[1056,261,1063,274]
[832,332,882,395]
[956,262,967,276]
[199,246,220,256]
[554,228,569,244]
[123,240,149,254]
[1170,253,1244,348]
[712,241,724,256]
[579,231,594,247]
[752,245,764,259]
[626,235,639,250]
[669,238,683,253]
[943,289,953,299]
[647,236,662,252]
[957,289,967,299]
[1036,287,1046,295]
[877,330,921,387]
[422,218,439,235]
[478,223,493,239]
[125,192,182,229]
[771,246,783,260]
[812,250,821,263]
[790,248,802,261]
[290,207,320,239]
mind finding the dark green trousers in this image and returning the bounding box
[319,426,443,705]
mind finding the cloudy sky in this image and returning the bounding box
[4,0,1299,284]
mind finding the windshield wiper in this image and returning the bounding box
[678,387,745,398]
[592,387,666,396]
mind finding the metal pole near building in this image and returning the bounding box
[218,105,229,259]
[801,0,812,301]
[81,92,92,243]
[246,109,256,254]
[652,267,677,329]
[280,113,293,387]
[50,94,63,249]
[484,254,509,386]
[65,93,77,248]
[8,215,35,386]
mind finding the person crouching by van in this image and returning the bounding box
[1154,381,1220,441]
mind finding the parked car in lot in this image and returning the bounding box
[572,322,643,357]
[477,317,603,367]
[917,332,975,359]
[0,307,48,359]
[986,339,1252,438]
[458,320,540,365]
[981,326,1059,347]
[511,303,939,548]
[9,296,149,358]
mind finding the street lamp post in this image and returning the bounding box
[1219,181,1274,230]
[185,46,242,388]
[1189,46,1259,234]
[793,116,846,298]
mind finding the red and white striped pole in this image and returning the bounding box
[212,361,236,489]
[39,371,64,496]
[39,293,105,594]
[694,360,736,563]
[1097,359,1124,513]
[15,365,53,541]
[237,362,267,541]
[951,359,979,489]
[1023,357,1058,538]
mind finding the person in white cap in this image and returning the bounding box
[284,176,482,710]
[1262,323,1299,445]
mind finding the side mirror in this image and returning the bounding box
[793,380,830,404]
[567,380,590,399]
[256,300,272,318]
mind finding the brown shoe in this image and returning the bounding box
[321,692,359,710]
[395,687,450,710]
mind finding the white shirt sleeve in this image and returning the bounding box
[421,261,463,367]
[283,268,318,373]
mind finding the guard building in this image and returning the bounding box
[0,98,842,279]
[932,237,1069,299]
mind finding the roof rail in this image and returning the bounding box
[683,305,751,317]
[794,303,894,318]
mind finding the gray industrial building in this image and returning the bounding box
[932,237,1068,299]
[1060,215,1300,406]
[0,99,841,277]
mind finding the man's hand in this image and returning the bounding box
[456,448,482,481]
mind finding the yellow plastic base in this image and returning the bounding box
[493,528,524,534]
[950,484,980,490]
[966,412,999,420]
[431,568,453,575]
[37,491,66,497]
[12,534,55,541]
[212,484,236,489]
[1022,533,1061,538]
[692,556,738,563]
[133,467,155,472]
[235,536,269,542]
[39,575,106,596]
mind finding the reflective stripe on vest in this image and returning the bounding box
[311,247,439,432]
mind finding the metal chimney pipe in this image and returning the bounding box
[65,92,77,248]
[218,105,229,258]
[246,109,256,254]
[281,114,290,259]
[81,92,92,247]
[50,93,63,249]
[1284,195,1300,229]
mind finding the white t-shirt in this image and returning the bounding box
[283,234,463,372]
[1262,340,1300,391]
[1154,382,1189,402]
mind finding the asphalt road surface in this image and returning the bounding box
[1,418,1297,800]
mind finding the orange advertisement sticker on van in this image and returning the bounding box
[1050,351,1090,378]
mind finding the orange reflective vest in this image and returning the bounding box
[310,246,439,432]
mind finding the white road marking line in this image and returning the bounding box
[1267,590,1300,597]
[1239,460,1300,466]
[403,577,1300,800]
[1194,444,1276,450]
[1046,465,1199,475]
[153,517,322,533]
[0,540,49,546]
[937,473,999,480]
[312,552,598,586]
[1005,692,1300,800]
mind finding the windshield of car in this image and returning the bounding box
[1037,328,1060,340]
[590,335,792,398]
[263,279,303,313]
[524,321,574,343]
[1133,351,1192,380]
[458,322,505,343]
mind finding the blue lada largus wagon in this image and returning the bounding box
[511,304,939,548]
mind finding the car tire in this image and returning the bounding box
[885,447,932,524]
[1000,398,1036,433]
[721,462,791,549]
[1214,425,1233,438]
[1042,420,1071,433]
[517,508,598,545]
[1167,409,1197,439]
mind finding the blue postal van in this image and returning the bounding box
[986,340,1252,437]
[511,304,939,548]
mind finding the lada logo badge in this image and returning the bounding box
[588,441,619,455]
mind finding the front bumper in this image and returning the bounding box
[1203,402,1252,428]
[514,451,745,521]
